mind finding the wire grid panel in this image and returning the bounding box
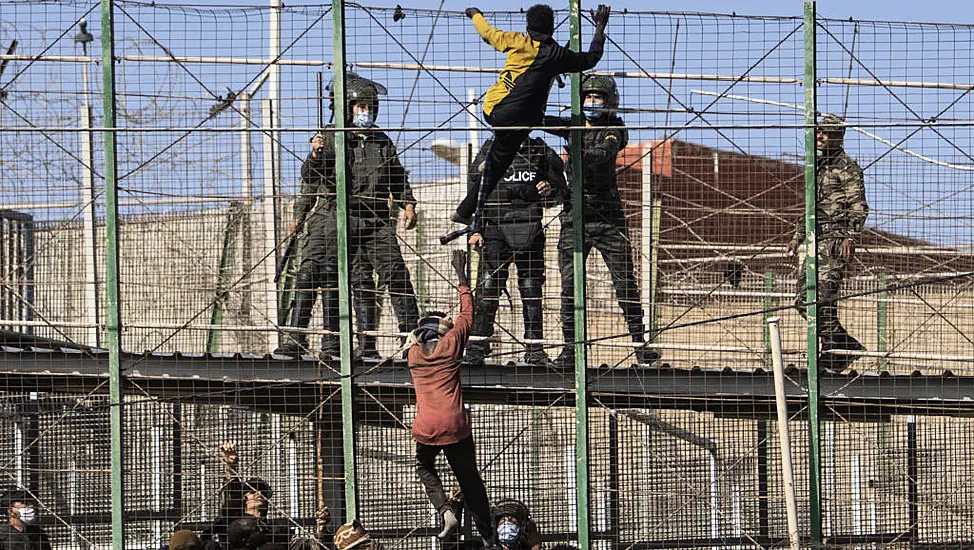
[3,2,974,550]
[816,18,974,374]
[814,16,974,550]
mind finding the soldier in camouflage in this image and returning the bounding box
[786,114,868,371]
[542,74,659,368]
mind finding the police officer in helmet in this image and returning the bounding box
[543,74,659,367]
[277,73,419,360]
[462,135,566,367]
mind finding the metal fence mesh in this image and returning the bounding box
[3,2,974,549]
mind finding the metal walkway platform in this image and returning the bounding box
[1,342,971,419]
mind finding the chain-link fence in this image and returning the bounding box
[2,1,974,549]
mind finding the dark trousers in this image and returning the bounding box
[558,218,646,342]
[350,220,420,335]
[456,109,532,221]
[415,436,496,544]
[470,225,546,348]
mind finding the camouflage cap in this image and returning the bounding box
[819,113,846,134]
[169,529,203,550]
[335,519,372,550]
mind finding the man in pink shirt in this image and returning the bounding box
[406,250,496,548]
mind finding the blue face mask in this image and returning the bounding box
[497,521,520,545]
[352,112,374,128]
[583,101,603,121]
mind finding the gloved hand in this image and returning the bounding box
[465,7,482,19]
[592,4,610,33]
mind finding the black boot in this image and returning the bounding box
[462,341,489,367]
[523,344,552,367]
[820,330,865,373]
[274,282,317,356]
[635,344,661,365]
[353,290,381,360]
[319,285,341,360]
[353,334,380,361]
[553,343,575,369]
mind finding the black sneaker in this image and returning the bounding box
[635,344,661,365]
[553,345,575,369]
[524,345,552,367]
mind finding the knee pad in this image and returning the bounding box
[294,269,318,291]
[518,278,543,300]
[479,273,505,300]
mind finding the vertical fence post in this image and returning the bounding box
[567,0,590,546]
[769,318,801,550]
[803,1,824,544]
[763,271,775,368]
[100,0,124,546]
[877,272,888,371]
[907,415,919,546]
[332,0,358,520]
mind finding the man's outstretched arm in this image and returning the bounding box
[451,250,474,340]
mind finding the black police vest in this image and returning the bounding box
[482,139,549,224]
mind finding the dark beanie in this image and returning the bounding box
[526,4,554,36]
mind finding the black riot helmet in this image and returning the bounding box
[327,71,387,123]
[491,498,530,526]
[580,73,620,114]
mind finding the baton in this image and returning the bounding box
[439,226,473,246]
[275,234,299,283]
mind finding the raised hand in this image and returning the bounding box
[592,4,610,32]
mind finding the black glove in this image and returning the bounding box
[464,7,482,19]
[592,4,610,32]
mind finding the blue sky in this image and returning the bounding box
[173,1,974,25]
[4,0,974,244]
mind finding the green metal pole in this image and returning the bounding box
[207,203,243,352]
[763,271,775,368]
[100,0,125,546]
[651,198,662,341]
[877,272,887,371]
[803,1,824,543]
[332,0,357,520]
[568,0,590,547]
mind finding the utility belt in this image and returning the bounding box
[484,219,543,250]
[310,198,390,223]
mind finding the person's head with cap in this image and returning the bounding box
[816,113,847,153]
[2,488,38,530]
[411,311,453,354]
[526,4,555,39]
[335,519,378,550]
[241,477,272,519]
[169,529,203,550]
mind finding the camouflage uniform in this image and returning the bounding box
[793,115,868,349]
[278,128,419,357]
